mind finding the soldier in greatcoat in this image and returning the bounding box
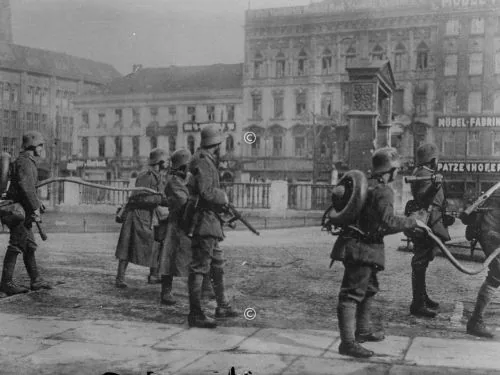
[466,188,500,338]
[330,148,422,358]
[186,124,238,328]
[114,148,168,288]
[408,143,451,318]
[0,131,53,297]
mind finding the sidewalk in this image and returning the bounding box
[0,312,499,375]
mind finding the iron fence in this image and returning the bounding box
[221,182,270,209]
[79,180,131,205]
[288,184,332,211]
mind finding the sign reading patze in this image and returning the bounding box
[436,115,500,128]
[183,122,236,133]
[438,161,500,173]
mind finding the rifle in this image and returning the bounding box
[462,181,500,217]
[404,174,443,183]
[186,196,200,239]
[222,203,260,236]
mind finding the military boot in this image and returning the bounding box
[160,275,176,305]
[23,252,53,291]
[211,267,239,319]
[0,249,29,296]
[355,296,385,343]
[466,282,496,339]
[337,300,374,358]
[148,267,161,284]
[423,273,439,309]
[187,273,217,328]
[202,274,215,301]
[410,268,437,318]
[115,260,128,288]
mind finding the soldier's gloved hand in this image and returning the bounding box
[39,204,46,214]
[432,174,444,185]
[160,196,169,207]
[32,209,42,223]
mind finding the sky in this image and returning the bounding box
[10,0,313,75]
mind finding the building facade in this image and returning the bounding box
[242,0,500,189]
[72,64,243,181]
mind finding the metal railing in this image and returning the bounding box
[221,182,270,209]
[288,184,331,211]
[79,180,131,205]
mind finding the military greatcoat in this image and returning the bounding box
[477,188,500,287]
[158,172,192,277]
[115,169,165,267]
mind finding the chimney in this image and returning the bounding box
[132,64,143,73]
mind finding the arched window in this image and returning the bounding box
[187,135,195,155]
[168,135,176,153]
[226,135,234,153]
[253,51,264,78]
[132,136,140,157]
[114,136,122,157]
[150,136,158,150]
[276,51,286,78]
[393,42,407,72]
[81,137,89,158]
[322,48,333,75]
[416,41,429,70]
[371,44,385,61]
[297,49,308,76]
[345,45,356,68]
[98,137,106,157]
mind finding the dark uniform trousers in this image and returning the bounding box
[189,236,225,276]
[479,231,500,288]
[339,262,379,304]
[411,237,435,271]
[8,220,37,255]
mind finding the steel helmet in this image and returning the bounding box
[416,143,439,166]
[170,149,192,170]
[149,148,169,166]
[371,147,401,176]
[200,124,222,148]
[22,131,45,150]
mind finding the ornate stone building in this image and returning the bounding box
[242,0,500,190]
[72,64,243,180]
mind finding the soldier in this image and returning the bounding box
[330,147,422,358]
[466,188,500,338]
[0,131,53,297]
[114,148,168,288]
[408,143,451,318]
[186,124,238,328]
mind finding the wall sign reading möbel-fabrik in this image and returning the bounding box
[437,161,500,173]
[436,115,500,128]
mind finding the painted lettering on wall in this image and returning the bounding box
[436,116,500,128]
[183,122,236,132]
[437,162,500,173]
[441,0,497,8]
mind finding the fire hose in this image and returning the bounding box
[36,177,162,194]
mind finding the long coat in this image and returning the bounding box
[188,149,226,240]
[7,151,41,214]
[478,188,500,276]
[158,173,192,277]
[115,169,165,267]
[331,180,418,270]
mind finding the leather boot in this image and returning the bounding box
[202,274,215,300]
[148,267,161,284]
[467,282,496,338]
[355,296,385,343]
[115,260,128,288]
[188,273,217,328]
[337,300,374,358]
[23,251,53,291]
[160,275,176,305]
[0,249,29,296]
[423,274,439,309]
[410,268,437,318]
[211,267,239,318]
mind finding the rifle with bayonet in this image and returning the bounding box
[221,203,260,236]
[459,182,500,225]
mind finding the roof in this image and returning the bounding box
[100,63,243,95]
[0,43,121,84]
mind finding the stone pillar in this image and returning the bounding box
[269,180,288,217]
[62,179,80,206]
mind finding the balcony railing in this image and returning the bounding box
[221,182,270,209]
[288,183,331,211]
[79,180,131,205]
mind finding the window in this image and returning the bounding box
[98,137,106,157]
[11,111,17,126]
[469,53,483,75]
[444,54,458,76]
[371,45,384,61]
[3,84,9,102]
[272,136,283,156]
[115,137,122,157]
[415,91,427,115]
[345,46,356,68]
[132,136,140,157]
[10,85,17,103]
[253,52,264,78]
[493,133,500,156]
[276,52,286,78]
[251,136,260,156]
[82,111,89,127]
[3,110,8,123]
[168,106,176,121]
[187,135,195,155]
[251,94,262,119]
[444,91,457,113]
[34,113,39,126]
[42,114,47,124]
[446,19,460,35]
[494,92,500,112]
[168,136,176,153]
[416,42,429,70]
[81,137,89,158]
[468,92,482,113]
[26,86,33,104]
[443,131,466,156]
[296,92,307,117]
[227,105,235,121]
[297,50,308,76]
[187,106,196,122]
[295,136,305,157]
[98,113,106,128]
[132,108,140,124]
[226,135,234,153]
[321,95,333,117]
[322,49,333,75]
[207,105,215,121]
[115,109,122,124]
[393,43,407,72]
[26,112,32,124]
[150,107,158,118]
[273,96,284,119]
[471,17,484,35]
[41,89,48,106]
[495,51,500,74]
[150,136,158,150]
[468,131,480,156]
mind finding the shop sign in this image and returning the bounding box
[438,161,500,173]
[183,122,236,132]
[441,0,498,8]
[71,159,107,168]
[436,115,500,128]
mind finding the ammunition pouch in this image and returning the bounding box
[0,200,25,227]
